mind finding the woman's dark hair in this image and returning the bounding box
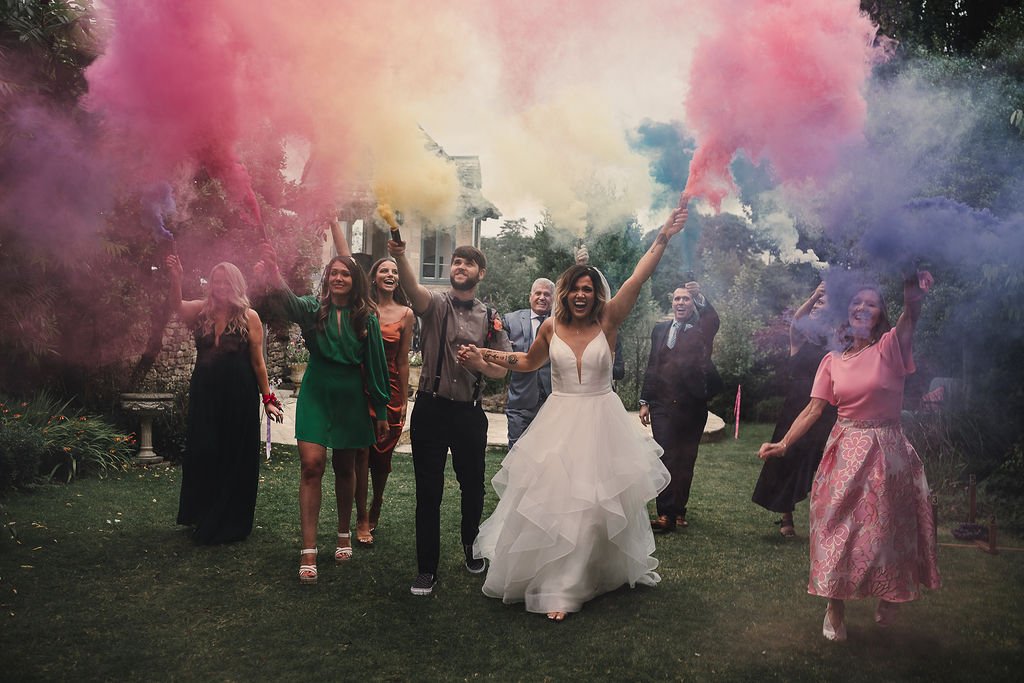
[837,285,892,349]
[316,256,377,338]
[553,264,607,325]
[368,257,410,307]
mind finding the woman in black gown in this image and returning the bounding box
[752,283,837,537]
[167,256,282,544]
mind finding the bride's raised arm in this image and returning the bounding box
[458,318,554,373]
[603,204,688,329]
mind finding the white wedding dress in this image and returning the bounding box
[474,330,670,614]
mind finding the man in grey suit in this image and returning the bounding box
[503,278,554,448]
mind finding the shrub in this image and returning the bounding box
[285,329,309,364]
[0,412,46,491]
[39,413,135,482]
[754,396,785,424]
[151,381,190,463]
[0,392,134,491]
[984,443,1024,532]
[903,411,974,496]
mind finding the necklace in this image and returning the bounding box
[842,339,876,360]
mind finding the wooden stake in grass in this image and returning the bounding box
[968,473,977,523]
[976,515,999,555]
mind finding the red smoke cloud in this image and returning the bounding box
[683,0,884,211]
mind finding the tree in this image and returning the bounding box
[0,0,98,101]
[0,3,322,406]
[862,0,1013,56]
[478,218,538,315]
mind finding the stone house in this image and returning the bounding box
[327,131,499,290]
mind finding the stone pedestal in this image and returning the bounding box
[120,393,175,465]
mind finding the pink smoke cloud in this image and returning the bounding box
[478,0,691,110]
[0,103,115,260]
[84,1,478,237]
[85,1,267,231]
[682,0,884,211]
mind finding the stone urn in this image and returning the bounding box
[408,366,421,398]
[289,362,308,393]
[120,392,175,465]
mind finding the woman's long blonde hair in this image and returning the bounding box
[198,262,251,339]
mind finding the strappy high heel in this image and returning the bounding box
[356,520,374,546]
[299,548,318,585]
[335,532,353,563]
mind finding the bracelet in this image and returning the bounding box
[780,440,788,451]
[262,392,278,406]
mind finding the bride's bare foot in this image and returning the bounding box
[546,611,566,622]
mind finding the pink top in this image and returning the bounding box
[810,329,914,421]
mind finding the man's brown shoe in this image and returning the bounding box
[676,515,688,528]
[650,514,676,532]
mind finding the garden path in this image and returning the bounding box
[262,389,726,452]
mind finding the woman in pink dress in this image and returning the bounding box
[759,272,941,641]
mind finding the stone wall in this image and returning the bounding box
[140,318,293,391]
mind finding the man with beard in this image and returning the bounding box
[639,282,721,532]
[387,241,512,596]
[503,278,554,448]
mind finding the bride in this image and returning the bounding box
[457,202,688,621]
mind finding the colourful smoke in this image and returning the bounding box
[682,0,884,212]
[140,183,176,243]
[84,0,478,235]
[85,1,265,228]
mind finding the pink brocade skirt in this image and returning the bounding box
[808,419,941,602]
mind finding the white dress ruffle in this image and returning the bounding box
[474,331,669,614]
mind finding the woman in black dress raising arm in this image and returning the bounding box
[167,255,282,544]
[752,283,837,537]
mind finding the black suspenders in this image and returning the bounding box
[429,295,492,407]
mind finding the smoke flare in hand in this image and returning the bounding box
[376,202,402,242]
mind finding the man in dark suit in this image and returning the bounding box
[639,282,721,532]
[503,278,554,448]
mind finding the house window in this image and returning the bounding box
[331,220,364,258]
[421,227,455,282]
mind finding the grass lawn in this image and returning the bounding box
[2,423,1022,681]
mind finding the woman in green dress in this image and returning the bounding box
[258,244,390,584]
